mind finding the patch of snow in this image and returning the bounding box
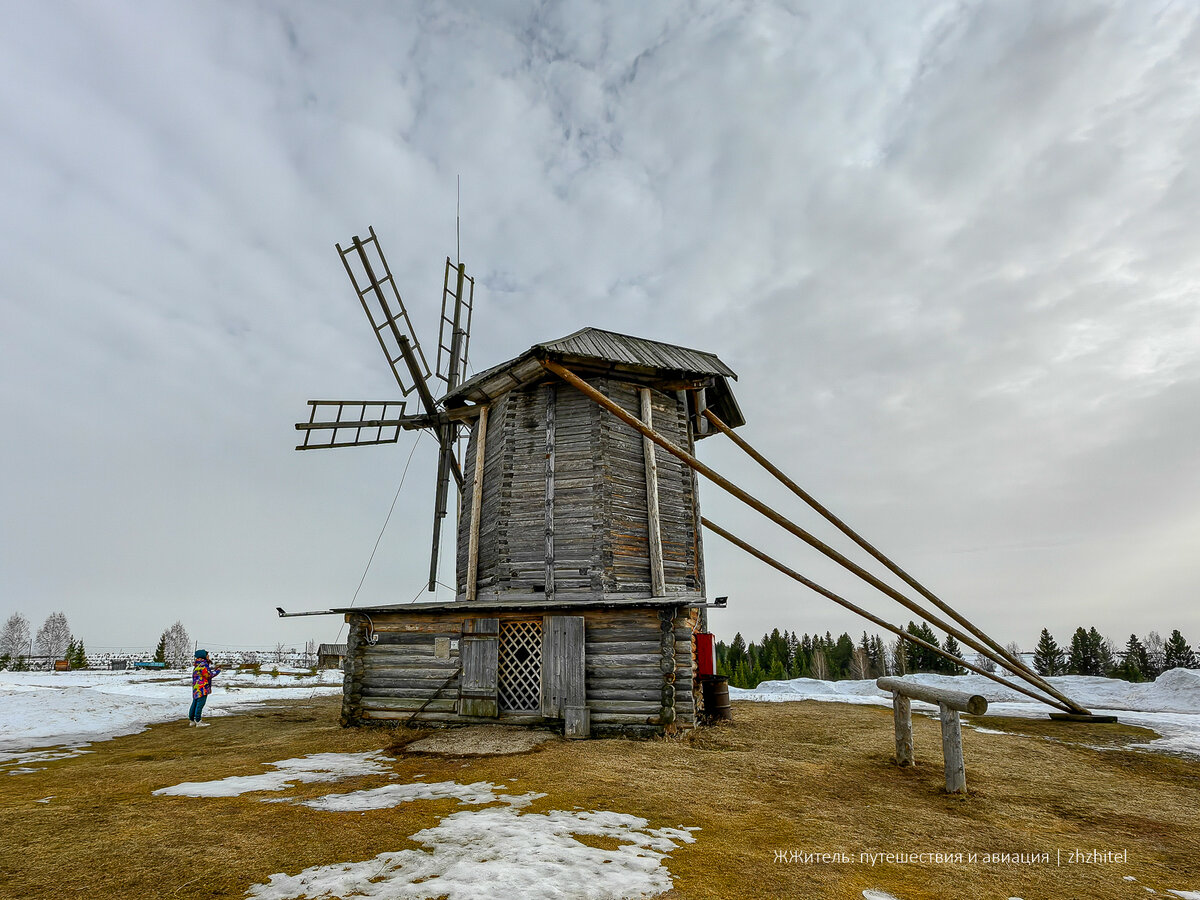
[1,744,91,775]
[0,669,342,757]
[246,805,697,900]
[732,669,1200,758]
[1167,890,1200,899]
[302,780,544,812]
[862,891,902,900]
[153,752,392,798]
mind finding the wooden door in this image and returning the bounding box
[458,617,499,717]
[541,615,585,718]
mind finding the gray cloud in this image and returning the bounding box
[2,0,1198,655]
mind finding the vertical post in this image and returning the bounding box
[545,384,556,599]
[892,692,914,766]
[940,701,966,793]
[465,406,489,602]
[640,387,666,597]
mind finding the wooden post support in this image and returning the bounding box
[892,692,914,767]
[940,702,966,793]
[545,385,556,599]
[542,357,1074,714]
[640,387,666,597]
[464,406,489,603]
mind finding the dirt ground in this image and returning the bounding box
[1,697,1197,900]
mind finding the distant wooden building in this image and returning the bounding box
[317,643,348,670]
[336,329,742,737]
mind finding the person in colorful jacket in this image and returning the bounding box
[189,649,221,727]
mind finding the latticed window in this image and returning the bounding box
[498,619,543,712]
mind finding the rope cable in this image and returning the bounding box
[305,432,424,698]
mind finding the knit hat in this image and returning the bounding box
[194,649,208,659]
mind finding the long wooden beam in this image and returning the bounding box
[541,358,1088,714]
[701,408,1080,714]
[640,388,667,597]
[464,405,489,602]
[703,517,1071,711]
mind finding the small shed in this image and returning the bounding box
[337,329,742,737]
[317,643,348,670]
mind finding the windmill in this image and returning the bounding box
[295,227,476,592]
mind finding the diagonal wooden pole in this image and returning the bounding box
[700,408,1081,713]
[701,517,1070,711]
[540,358,1090,715]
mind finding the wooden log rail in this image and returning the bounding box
[877,676,988,794]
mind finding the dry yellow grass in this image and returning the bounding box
[1,697,1198,900]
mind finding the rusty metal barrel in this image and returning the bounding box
[701,675,732,722]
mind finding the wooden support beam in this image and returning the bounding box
[639,387,666,597]
[877,676,988,716]
[940,703,967,793]
[545,384,556,599]
[541,357,1073,714]
[701,408,1084,715]
[703,516,1070,710]
[892,693,914,767]
[464,405,489,603]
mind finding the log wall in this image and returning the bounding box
[344,605,697,736]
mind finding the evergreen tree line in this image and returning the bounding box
[1032,627,1197,681]
[718,623,1198,690]
[716,621,971,689]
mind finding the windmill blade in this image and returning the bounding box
[294,400,410,450]
[435,257,475,396]
[337,228,438,415]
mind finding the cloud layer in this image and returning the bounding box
[2,1,1198,652]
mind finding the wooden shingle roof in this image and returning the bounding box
[443,328,744,431]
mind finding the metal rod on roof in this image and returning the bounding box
[540,358,1090,715]
[700,408,1081,714]
[276,607,339,618]
[701,517,1070,711]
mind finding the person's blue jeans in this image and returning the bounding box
[189,695,208,721]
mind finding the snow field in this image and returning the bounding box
[153,752,697,900]
[731,669,1200,757]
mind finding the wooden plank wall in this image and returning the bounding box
[552,381,605,594]
[347,606,696,735]
[455,375,701,603]
[597,379,698,596]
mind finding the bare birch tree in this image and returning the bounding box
[0,613,31,660]
[163,621,191,669]
[36,612,72,661]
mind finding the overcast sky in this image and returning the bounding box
[2,1,1198,657]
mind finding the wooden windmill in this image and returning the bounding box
[293,231,1098,742]
[294,227,476,592]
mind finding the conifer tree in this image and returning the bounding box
[1034,629,1065,676]
[1091,628,1116,677]
[1067,627,1093,675]
[728,632,747,670]
[1163,630,1198,670]
[1118,634,1146,682]
[72,641,88,669]
[154,634,167,664]
[942,636,964,674]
